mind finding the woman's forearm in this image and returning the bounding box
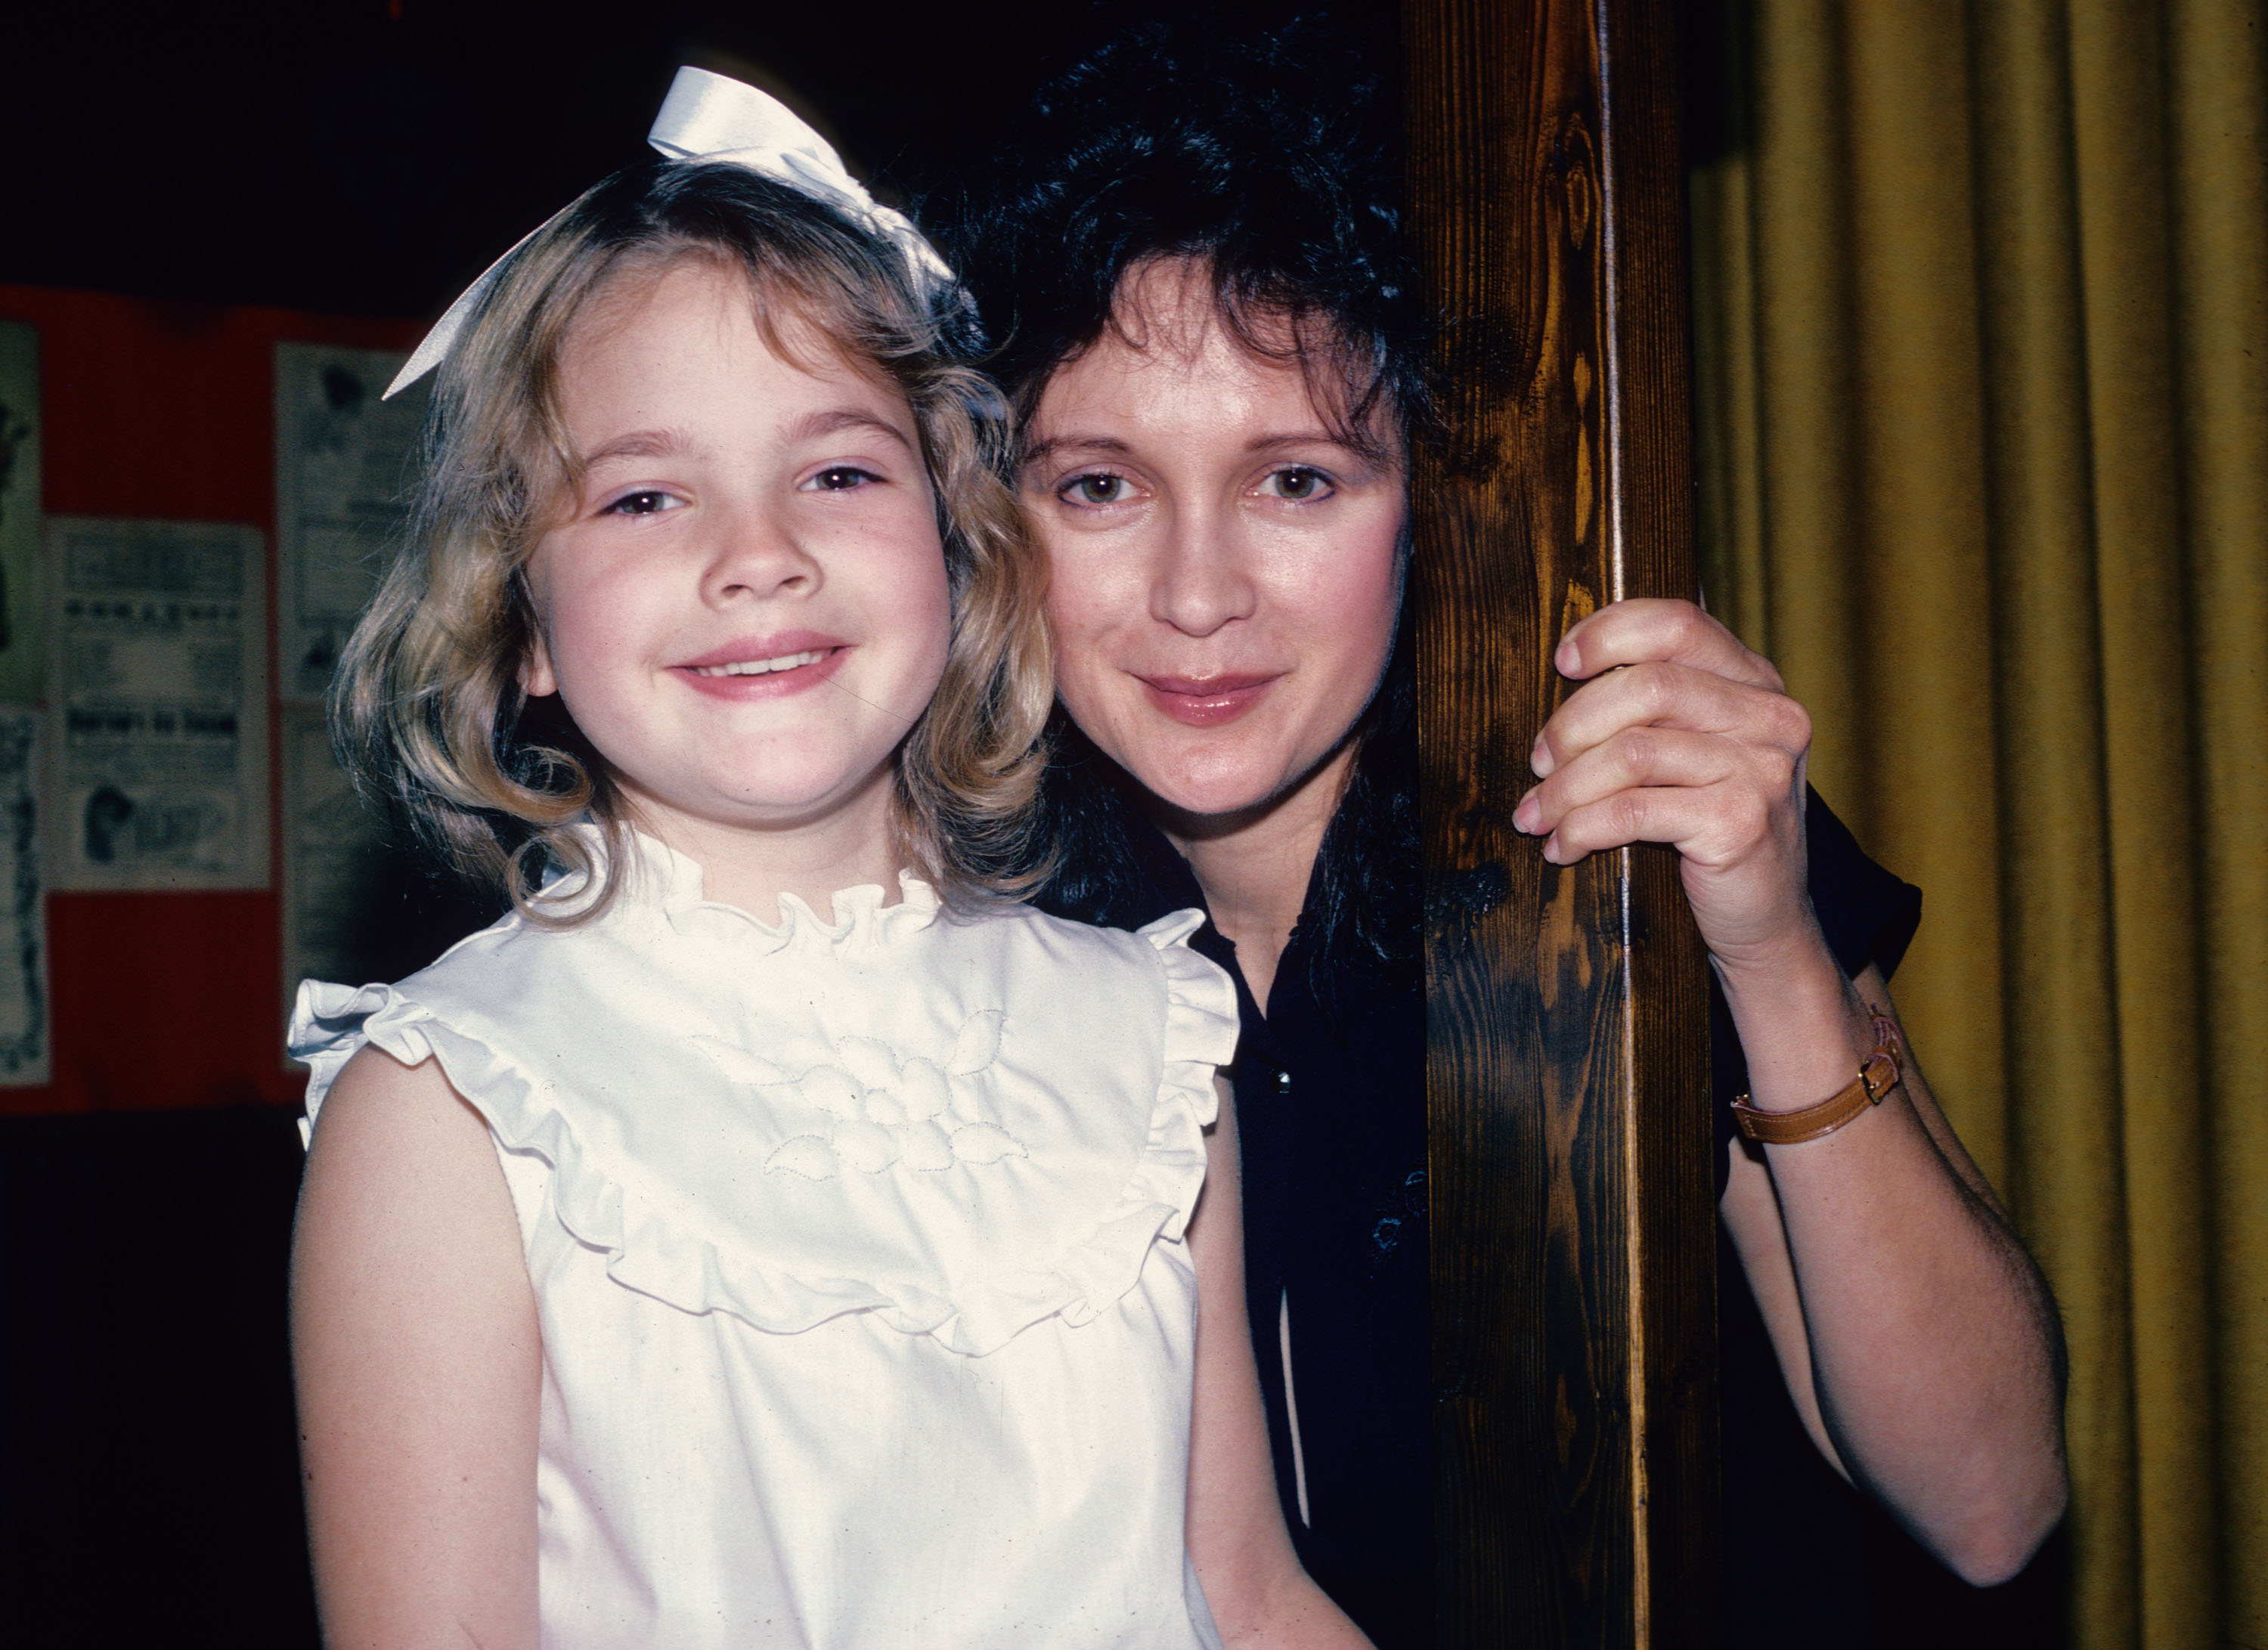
[1718,946,2067,1584]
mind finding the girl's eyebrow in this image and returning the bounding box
[581,428,692,467]
[579,409,912,469]
[788,407,916,450]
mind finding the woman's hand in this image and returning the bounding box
[1514,598,2068,1584]
[1513,597,1816,979]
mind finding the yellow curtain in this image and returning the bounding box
[1687,1,2267,1643]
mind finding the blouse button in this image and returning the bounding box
[1275,1070,1293,1097]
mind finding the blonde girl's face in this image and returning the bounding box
[521,258,951,847]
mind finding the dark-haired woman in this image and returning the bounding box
[947,17,2068,1645]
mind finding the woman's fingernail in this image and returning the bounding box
[1514,792,1540,833]
[1556,640,1579,674]
[1530,738,1555,778]
[1542,834,1563,864]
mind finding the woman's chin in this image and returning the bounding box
[1129,760,1305,828]
[1119,733,1359,836]
[1151,787,1275,826]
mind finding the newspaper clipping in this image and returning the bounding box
[45,517,269,891]
[0,708,46,1084]
[274,342,423,702]
[0,323,41,704]
[280,701,385,1013]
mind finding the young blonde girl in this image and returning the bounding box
[288,70,1365,1650]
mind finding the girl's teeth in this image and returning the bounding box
[692,650,828,677]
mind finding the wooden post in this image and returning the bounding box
[1405,1,1719,1644]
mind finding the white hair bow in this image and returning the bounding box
[384,66,955,400]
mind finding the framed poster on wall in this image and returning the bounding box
[280,701,386,1017]
[0,322,41,704]
[0,707,48,1084]
[44,517,270,892]
[274,342,423,703]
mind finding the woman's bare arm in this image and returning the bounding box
[291,1045,541,1648]
[1526,598,2068,1586]
[1715,958,2066,1583]
[1185,1079,1373,1647]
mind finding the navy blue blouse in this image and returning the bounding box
[1040,789,1920,1648]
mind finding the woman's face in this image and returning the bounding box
[1021,262,1406,825]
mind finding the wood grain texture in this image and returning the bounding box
[1404,1,1719,1642]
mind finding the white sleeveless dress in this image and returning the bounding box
[290,831,1237,1649]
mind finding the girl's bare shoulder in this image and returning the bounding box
[299,1042,516,1270]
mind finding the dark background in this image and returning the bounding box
[0,1,2060,1643]
[2,0,1093,316]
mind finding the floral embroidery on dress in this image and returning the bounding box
[695,1010,1029,1180]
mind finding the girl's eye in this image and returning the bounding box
[603,490,683,517]
[1062,472,1132,506]
[807,466,880,492]
[1260,466,1333,501]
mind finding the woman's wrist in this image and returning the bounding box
[1709,924,1879,1114]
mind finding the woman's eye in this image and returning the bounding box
[807,466,879,492]
[603,490,681,517]
[1058,472,1134,507]
[1261,466,1332,501]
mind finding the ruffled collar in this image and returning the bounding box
[541,823,941,956]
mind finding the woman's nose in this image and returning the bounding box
[1149,507,1257,637]
[698,503,820,605]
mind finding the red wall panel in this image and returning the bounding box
[0,284,423,1116]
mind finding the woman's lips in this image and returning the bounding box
[673,632,850,701]
[1136,673,1281,728]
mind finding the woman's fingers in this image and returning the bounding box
[1514,723,1795,859]
[1556,597,1785,693]
[1530,599,1818,965]
[1530,777,1775,868]
[1530,597,1817,961]
[1531,659,1811,780]
[1519,763,1816,964]
[1515,725,1733,834]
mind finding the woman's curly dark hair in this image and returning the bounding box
[938,7,1424,982]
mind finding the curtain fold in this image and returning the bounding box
[1687,3,2267,1644]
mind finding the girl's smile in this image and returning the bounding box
[673,631,851,698]
[519,256,952,894]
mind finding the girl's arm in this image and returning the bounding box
[1185,1078,1374,1648]
[290,1045,541,1649]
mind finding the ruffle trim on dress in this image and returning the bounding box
[287,909,1238,1358]
[534,824,945,957]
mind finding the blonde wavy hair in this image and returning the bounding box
[333,160,1054,924]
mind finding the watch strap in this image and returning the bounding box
[1731,1013,1904,1145]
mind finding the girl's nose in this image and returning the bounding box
[1149,506,1258,638]
[699,503,820,605]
